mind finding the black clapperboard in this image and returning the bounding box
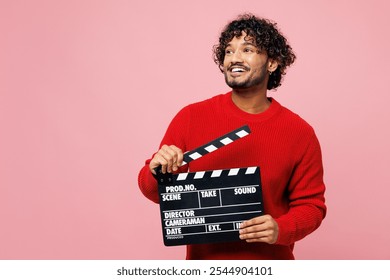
[156,125,264,246]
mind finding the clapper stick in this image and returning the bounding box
[155,125,251,183]
[180,124,251,166]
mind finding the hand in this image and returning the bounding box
[239,214,279,244]
[149,145,184,175]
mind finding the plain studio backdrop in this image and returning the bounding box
[1,0,389,259]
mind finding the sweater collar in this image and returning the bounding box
[223,91,282,122]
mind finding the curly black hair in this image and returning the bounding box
[213,14,296,90]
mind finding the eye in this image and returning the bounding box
[244,48,254,53]
[225,49,233,55]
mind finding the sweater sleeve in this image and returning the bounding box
[275,131,327,245]
[137,106,190,204]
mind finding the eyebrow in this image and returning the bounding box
[226,41,257,48]
[242,41,257,47]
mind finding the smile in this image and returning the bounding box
[231,67,246,73]
[229,66,249,78]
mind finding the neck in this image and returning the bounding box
[231,88,270,114]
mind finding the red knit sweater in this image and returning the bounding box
[138,92,326,260]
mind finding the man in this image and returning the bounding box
[138,14,326,259]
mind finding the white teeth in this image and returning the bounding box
[232,68,244,72]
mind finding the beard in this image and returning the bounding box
[225,73,265,89]
[224,64,268,90]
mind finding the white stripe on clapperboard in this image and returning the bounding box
[181,127,249,166]
[176,166,257,181]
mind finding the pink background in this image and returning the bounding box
[1,0,389,259]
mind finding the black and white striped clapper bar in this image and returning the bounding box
[156,125,264,246]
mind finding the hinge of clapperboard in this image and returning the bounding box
[154,125,251,184]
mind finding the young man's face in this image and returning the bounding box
[223,33,269,90]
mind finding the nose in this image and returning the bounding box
[230,50,244,63]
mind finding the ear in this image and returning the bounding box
[267,59,278,73]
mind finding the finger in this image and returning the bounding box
[243,233,277,244]
[239,223,268,234]
[160,146,179,173]
[149,145,182,175]
[240,214,275,229]
[243,236,275,244]
[149,154,168,174]
[239,230,276,244]
[170,145,183,171]
[240,215,268,229]
[239,229,269,240]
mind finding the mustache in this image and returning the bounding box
[228,63,250,71]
